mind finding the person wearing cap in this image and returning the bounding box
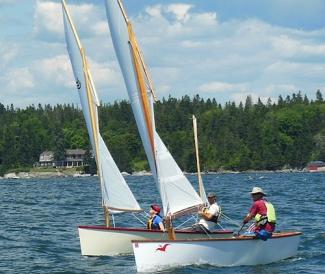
[243,187,276,241]
[197,192,221,232]
[147,204,165,231]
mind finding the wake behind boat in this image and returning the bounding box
[132,231,302,272]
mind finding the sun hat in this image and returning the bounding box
[151,204,161,214]
[207,192,216,198]
[250,187,266,196]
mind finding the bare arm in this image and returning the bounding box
[199,211,214,221]
[159,221,165,231]
[243,213,253,224]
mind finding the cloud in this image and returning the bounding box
[198,82,246,93]
[165,4,192,22]
[33,1,63,39]
[2,67,35,92]
[32,54,73,88]
[130,7,325,103]
[2,1,325,107]
[271,35,325,58]
[0,42,18,68]
[33,1,106,41]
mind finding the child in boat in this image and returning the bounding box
[147,204,165,231]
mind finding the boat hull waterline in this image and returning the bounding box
[132,232,302,272]
[78,226,233,256]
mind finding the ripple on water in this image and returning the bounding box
[0,173,324,274]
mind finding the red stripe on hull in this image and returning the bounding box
[78,225,233,234]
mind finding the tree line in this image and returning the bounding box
[1,91,325,175]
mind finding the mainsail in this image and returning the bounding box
[104,0,204,217]
[62,0,141,213]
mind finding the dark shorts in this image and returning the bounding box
[255,229,272,241]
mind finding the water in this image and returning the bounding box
[0,173,324,273]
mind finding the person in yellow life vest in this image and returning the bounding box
[243,187,276,241]
[147,204,165,231]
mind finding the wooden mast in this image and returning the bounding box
[192,115,205,200]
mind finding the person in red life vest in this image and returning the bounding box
[243,187,276,241]
[147,204,165,231]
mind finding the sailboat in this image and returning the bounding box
[62,0,232,256]
[131,122,301,272]
[132,231,302,272]
[96,0,303,270]
[104,0,211,226]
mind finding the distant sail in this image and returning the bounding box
[62,0,141,212]
[105,0,203,217]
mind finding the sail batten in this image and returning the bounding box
[62,0,141,213]
[105,0,204,217]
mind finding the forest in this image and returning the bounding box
[1,91,325,175]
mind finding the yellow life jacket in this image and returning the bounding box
[254,201,276,226]
[147,215,160,230]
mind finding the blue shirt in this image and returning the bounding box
[153,215,163,227]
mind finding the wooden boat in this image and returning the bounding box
[132,232,302,272]
[104,1,302,270]
[62,0,233,256]
[79,226,232,256]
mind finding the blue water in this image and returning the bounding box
[1,173,324,273]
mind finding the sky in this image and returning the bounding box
[1,0,325,108]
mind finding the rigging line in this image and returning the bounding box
[217,223,225,230]
[174,215,197,229]
[132,213,147,226]
[112,214,116,228]
[221,213,241,227]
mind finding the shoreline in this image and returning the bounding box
[0,168,312,180]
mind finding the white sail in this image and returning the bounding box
[62,0,141,212]
[105,0,203,217]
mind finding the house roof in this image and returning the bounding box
[40,151,54,156]
[66,149,86,155]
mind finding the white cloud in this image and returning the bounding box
[32,54,73,88]
[33,1,105,40]
[272,35,325,57]
[165,4,192,22]
[2,1,325,107]
[33,1,63,37]
[0,43,18,67]
[87,59,122,89]
[1,67,34,93]
[198,82,246,93]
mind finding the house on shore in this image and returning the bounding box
[307,161,325,172]
[37,149,87,168]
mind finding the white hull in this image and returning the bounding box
[78,226,232,256]
[132,232,301,272]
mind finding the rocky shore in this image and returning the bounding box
[0,168,308,180]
